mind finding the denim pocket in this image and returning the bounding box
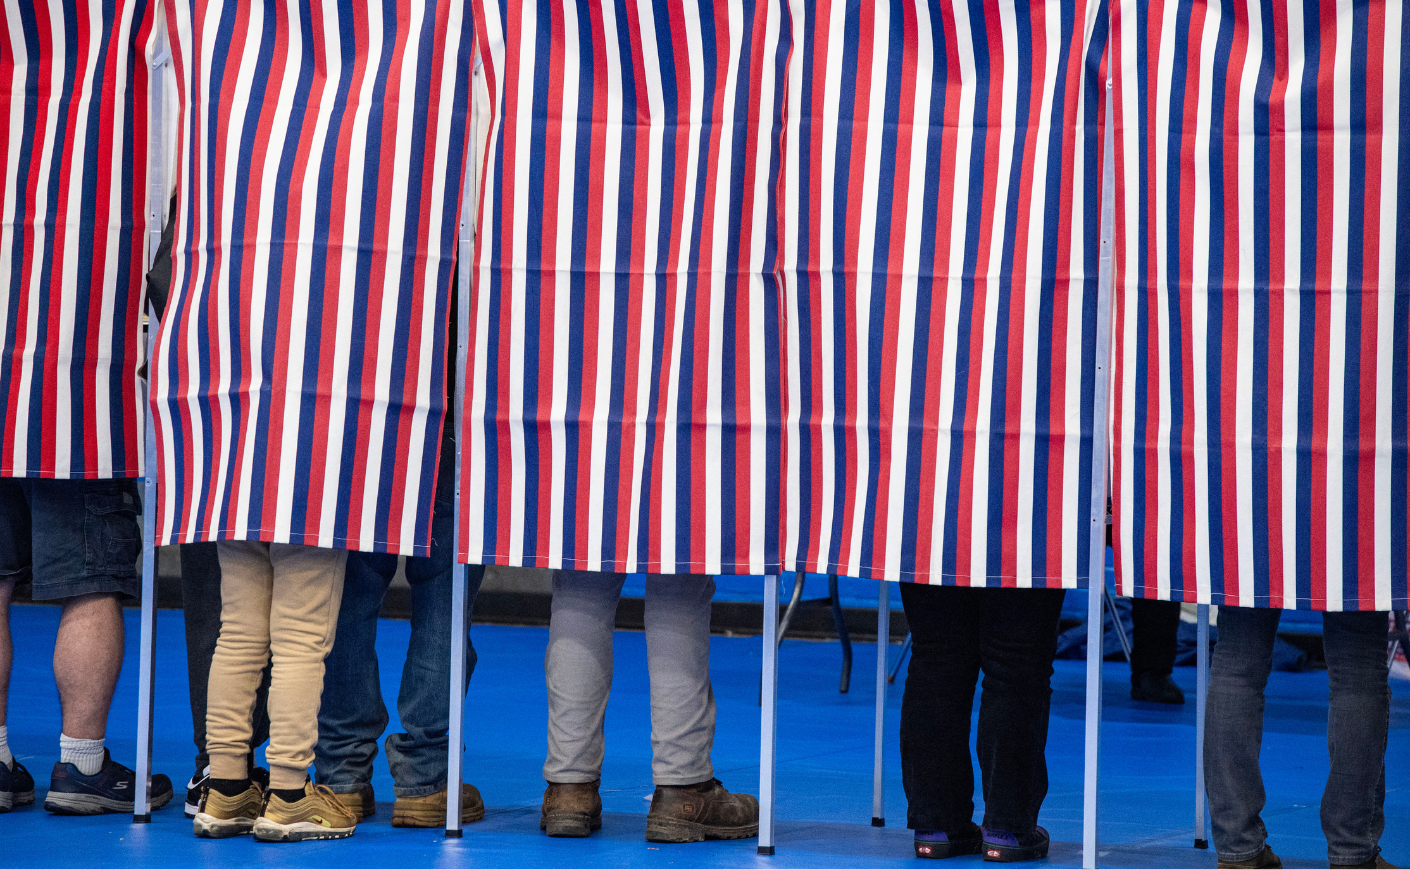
[84,486,141,576]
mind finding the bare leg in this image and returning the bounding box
[0,579,11,726]
[53,592,125,739]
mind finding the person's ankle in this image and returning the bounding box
[0,724,12,767]
[58,733,104,776]
[209,777,252,797]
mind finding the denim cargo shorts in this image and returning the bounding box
[0,477,142,600]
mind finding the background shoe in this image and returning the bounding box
[0,759,35,812]
[45,750,173,815]
[184,768,208,818]
[1131,672,1186,704]
[189,764,269,818]
[646,779,759,843]
[392,783,484,828]
[982,825,1050,862]
[915,824,983,859]
[1218,844,1283,868]
[540,780,601,838]
[193,783,263,838]
[253,782,357,842]
[327,783,376,822]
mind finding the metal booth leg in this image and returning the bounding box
[759,574,781,855]
[872,580,889,827]
[1194,603,1210,849]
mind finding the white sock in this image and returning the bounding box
[0,725,11,767]
[59,734,105,776]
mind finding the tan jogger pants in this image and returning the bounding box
[206,541,347,789]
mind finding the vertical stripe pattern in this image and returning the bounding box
[461,0,788,575]
[2,0,155,479]
[1109,0,1410,610]
[151,0,475,556]
[783,0,1111,586]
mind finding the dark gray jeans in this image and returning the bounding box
[1205,606,1390,866]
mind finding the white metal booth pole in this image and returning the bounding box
[134,33,172,824]
[445,60,484,837]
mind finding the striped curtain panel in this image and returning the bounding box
[1109,0,1410,609]
[1,0,157,479]
[150,0,475,556]
[782,0,1112,586]
[461,0,788,575]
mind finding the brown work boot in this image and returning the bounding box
[540,780,601,838]
[645,778,759,843]
[1218,845,1283,869]
[326,783,375,822]
[392,783,485,828]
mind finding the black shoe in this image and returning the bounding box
[982,825,1049,862]
[184,768,209,818]
[186,764,269,818]
[1131,672,1186,704]
[0,759,35,812]
[915,824,983,859]
[45,750,173,815]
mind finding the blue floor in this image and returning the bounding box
[0,603,1405,868]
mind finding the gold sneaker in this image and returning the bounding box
[193,784,263,838]
[391,783,485,828]
[253,783,357,842]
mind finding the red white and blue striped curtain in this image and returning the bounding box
[461,0,788,575]
[1109,0,1410,609]
[1,0,157,480]
[782,0,1111,586]
[150,0,475,556]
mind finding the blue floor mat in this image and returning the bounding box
[0,603,1404,867]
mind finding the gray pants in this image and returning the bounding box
[544,570,716,786]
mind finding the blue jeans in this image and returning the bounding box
[313,505,484,798]
[1205,606,1389,865]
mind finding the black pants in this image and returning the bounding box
[1130,598,1180,676]
[178,542,269,773]
[898,583,1065,836]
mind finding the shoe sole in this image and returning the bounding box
[541,811,601,838]
[194,811,256,838]
[982,842,1050,862]
[252,819,356,842]
[916,837,983,859]
[45,789,172,815]
[0,790,35,812]
[393,804,485,828]
[645,818,759,843]
[185,801,198,819]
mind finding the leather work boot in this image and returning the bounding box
[645,778,759,843]
[393,783,485,828]
[327,783,376,822]
[540,780,602,838]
